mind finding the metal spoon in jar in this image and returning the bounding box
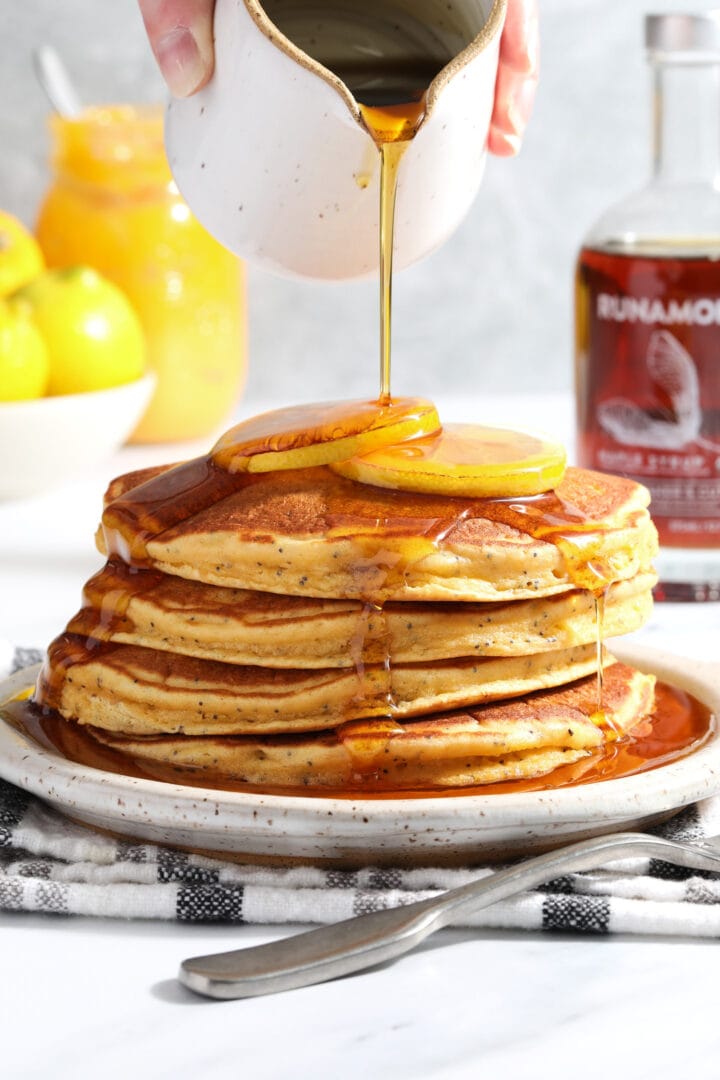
[32,46,82,118]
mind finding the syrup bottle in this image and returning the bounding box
[576,13,720,601]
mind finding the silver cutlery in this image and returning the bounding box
[179,829,720,999]
[32,46,82,118]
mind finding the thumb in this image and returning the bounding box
[139,0,215,98]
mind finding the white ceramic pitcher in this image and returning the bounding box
[165,0,507,280]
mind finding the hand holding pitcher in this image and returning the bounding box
[139,0,538,157]
[138,0,536,279]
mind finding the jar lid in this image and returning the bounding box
[646,12,720,58]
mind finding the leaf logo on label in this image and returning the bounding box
[598,330,702,450]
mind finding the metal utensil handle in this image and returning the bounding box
[179,831,720,999]
[32,46,82,118]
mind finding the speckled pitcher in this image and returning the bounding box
[165,0,507,280]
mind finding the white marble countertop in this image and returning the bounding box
[1,393,719,1079]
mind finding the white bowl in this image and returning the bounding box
[0,373,155,500]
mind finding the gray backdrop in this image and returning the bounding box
[0,1,702,404]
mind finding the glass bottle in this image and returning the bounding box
[575,13,720,601]
[36,105,247,443]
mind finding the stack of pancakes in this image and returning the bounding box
[36,458,659,792]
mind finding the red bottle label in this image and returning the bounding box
[576,247,720,548]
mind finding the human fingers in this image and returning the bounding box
[488,0,539,157]
[138,0,215,97]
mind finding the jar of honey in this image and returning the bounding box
[36,105,247,442]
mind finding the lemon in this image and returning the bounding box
[213,397,441,473]
[331,424,567,497]
[0,211,45,298]
[15,266,145,395]
[0,298,50,401]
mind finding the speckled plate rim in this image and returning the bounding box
[0,645,718,865]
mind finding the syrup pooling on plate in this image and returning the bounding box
[10,680,713,797]
[471,681,715,796]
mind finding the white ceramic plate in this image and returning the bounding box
[1,645,718,866]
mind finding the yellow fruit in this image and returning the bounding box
[213,397,441,473]
[36,107,246,442]
[331,423,567,497]
[0,211,45,298]
[15,266,145,395]
[0,298,50,401]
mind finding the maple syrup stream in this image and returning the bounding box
[357,97,426,404]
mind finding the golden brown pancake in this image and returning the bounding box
[97,462,658,602]
[85,663,656,791]
[68,561,656,668]
[38,634,610,735]
[32,434,663,798]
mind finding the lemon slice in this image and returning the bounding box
[331,423,567,497]
[212,397,440,473]
[0,210,44,298]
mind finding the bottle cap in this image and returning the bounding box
[646,12,720,58]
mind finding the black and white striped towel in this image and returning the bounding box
[3,646,720,935]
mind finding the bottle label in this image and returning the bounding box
[576,248,720,548]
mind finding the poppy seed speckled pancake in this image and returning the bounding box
[83,663,656,791]
[97,462,658,602]
[38,634,611,735]
[68,561,656,668]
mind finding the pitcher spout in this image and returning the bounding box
[165,0,507,279]
[246,0,506,127]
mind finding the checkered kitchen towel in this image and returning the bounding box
[4,645,720,935]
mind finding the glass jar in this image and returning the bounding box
[36,105,247,442]
[575,14,720,601]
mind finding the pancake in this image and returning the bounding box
[68,561,656,668]
[97,461,658,602]
[37,634,610,735]
[85,663,656,791]
[32,424,664,799]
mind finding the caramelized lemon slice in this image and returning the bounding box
[331,424,567,497]
[212,397,440,473]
